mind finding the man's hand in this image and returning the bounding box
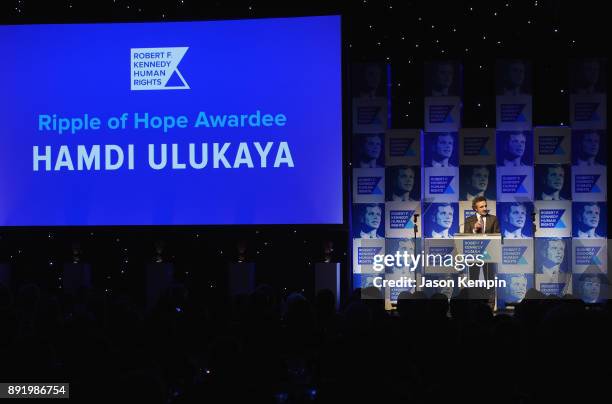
[474,221,483,233]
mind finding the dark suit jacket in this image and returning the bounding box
[464,214,500,234]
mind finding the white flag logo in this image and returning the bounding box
[131,47,189,91]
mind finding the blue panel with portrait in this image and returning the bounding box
[535,238,571,275]
[423,203,459,239]
[534,164,571,201]
[353,133,385,168]
[571,130,606,167]
[498,202,534,238]
[572,202,607,238]
[386,166,420,201]
[496,130,533,167]
[573,271,609,303]
[459,165,497,201]
[424,132,459,168]
[497,273,533,309]
[352,203,385,239]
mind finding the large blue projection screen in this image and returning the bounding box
[0,16,342,226]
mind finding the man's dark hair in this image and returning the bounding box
[580,202,600,212]
[472,196,487,210]
[360,203,382,220]
[540,164,564,185]
[429,203,453,224]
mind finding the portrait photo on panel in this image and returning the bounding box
[572,202,607,238]
[572,130,606,166]
[497,131,533,167]
[498,273,533,304]
[385,238,419,274]
[423,203,458,239]
[353,133,385,168]
[425,132,458,167]
[352,203,385,239]
[574,270,608,303]
[386,166,420,201]
[459,165,496,201]
[570,58,607,95]
[535,164,571,201]
[496,59,532,96]
[498,202,534,239]
[352,62,387,98]
[535,237,570,276]
[424,60,462,97]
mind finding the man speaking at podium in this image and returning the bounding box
[464,196,500,235]
[464,196,500,284]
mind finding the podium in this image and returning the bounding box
[454,234,501,302]
[453,233,502,264]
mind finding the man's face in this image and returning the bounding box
[435,135,454,159]
[470,167,489,192]
[507,205,527,229]
[506,133,526,159]
[435,64,454,88]
[509,276,527,301]
[508,62,525,87]
[364,136,382,160]
[545,166,565,191]
[474,200,488,216]
[396,168,415,193]
[435,206,454,229]
[581,276,601,302]
[546,240,565,264]
[397,240,415,256]
[581,60,600,87]
[581,132,600,157]
[580,205,600,229]
[362,206,382,230]
[365,64,382,90]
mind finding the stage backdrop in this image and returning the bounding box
[0,16,343,226]
[351,59,608,306]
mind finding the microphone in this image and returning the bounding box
[531,211,537,234]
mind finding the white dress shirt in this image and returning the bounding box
[466,191,485,201]
[431,159,454,168]
[576,158,601,167]
[472,213,487,234]
[541,192,564,201]
[541,264,562,277]
[360,160,381,168]
[392,193,413,202]
[504,229,527,239]
[503,158,525,167]
[360,229,381,239]
[431,229,451,238]
[577,229,602,239]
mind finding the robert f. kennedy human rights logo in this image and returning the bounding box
[131,47,190,90]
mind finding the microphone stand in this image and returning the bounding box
[413,213,419,294]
